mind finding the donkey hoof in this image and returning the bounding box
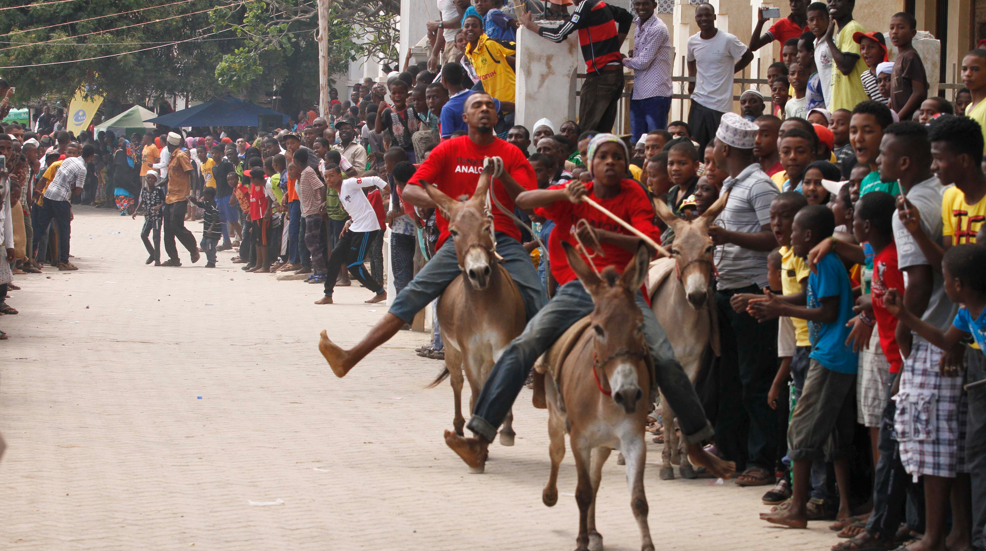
[616,452,625,466]
[679,462,697,480]
[499,431,515,447]
[659,466,675,480]
[542,486,558,507]
[469,464,485,474]
[588,532,603,551]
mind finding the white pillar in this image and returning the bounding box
[515,26,580,134]
[400,0,431,65]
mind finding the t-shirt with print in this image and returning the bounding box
[339,176,388,232]
[808,253,859,373]
[465,34,517,103]
[535,180,660,286]
[871,243,904,373]
[829,20,869,112]
[687,29,749,114]
[380,106,418,154]
[768,18,807,46]
[409,135,536,249]
[200,158,216,188]
[860,171,901,197]
[890,49,927,115]
[954,307,986,352]
[781,246,811,347]
[892,176,955,345]
[941,185,986,246]
[249,184,268,221]
[814,38,834,108]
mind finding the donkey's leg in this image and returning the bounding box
[543,406,566,507]
[447,346,466,436]
[678,431,697,479]
[623,435,654,551]
[571,434,594,551]
[499,408,515,446]
[587,446,612,551]
[660,400,676,480]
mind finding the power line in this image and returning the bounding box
[0,27,231,69]
[0,0,78,12]
[0,27,314,46]
[0,0,211,38]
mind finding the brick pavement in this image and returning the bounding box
[1,209,839,550]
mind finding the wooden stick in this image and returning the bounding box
[581,196,670,257]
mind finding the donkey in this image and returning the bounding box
[423,163,526,452]
[647,192,728,480]
[538,242,655,551]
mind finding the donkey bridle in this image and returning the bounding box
[592,348,650,396]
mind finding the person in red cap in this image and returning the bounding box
[853,31,888,105]
[812,124,834,162]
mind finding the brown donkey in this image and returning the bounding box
[538,242,655,551]
[423,163,526,458]
[647,192,728,480]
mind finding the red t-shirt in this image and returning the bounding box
[765,161,784,177]
[367,189,386,230]
[249,184,268,221]
[871,243,904,374]
[769,18,808,46]
[535,180,661,287]
[410,136,536,249]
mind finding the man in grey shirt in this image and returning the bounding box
[707,113,781,485]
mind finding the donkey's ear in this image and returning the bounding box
[469,167,492,210]
[652,196,679,228]
[620,242,651,292]
[698,190,730,226]
[563,242,602,293]
[423,183,459,220]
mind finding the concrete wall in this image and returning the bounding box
[515,27,580,132]
[399,0,431,63]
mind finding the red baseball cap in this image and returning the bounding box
[813,124,834,152]
[852,31,888,63]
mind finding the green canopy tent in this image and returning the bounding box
[95,105,157,137]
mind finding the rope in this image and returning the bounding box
[580,196,670,257]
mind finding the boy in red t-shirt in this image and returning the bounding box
[247,167,271,272]
[444,135,734,479]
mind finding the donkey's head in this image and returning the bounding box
[652,191,729,309]
[565,241,651,415]
[424,164,497,290]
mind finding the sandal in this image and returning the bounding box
[735,467,775,487]
[831,515,867,531]
[0,303,17,315]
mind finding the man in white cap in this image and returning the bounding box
[740,89,767,121]
[706,112,782,488]
[160,131,199,267]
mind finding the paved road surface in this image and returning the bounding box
[0,209,838,550]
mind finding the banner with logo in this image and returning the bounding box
[66,85,103,135]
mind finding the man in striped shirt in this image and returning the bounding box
[622,0,673,143]
[519,0,633,133]
[35,143,94,271]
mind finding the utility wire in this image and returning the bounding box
[0,0,214,38]
[0,0,78,12]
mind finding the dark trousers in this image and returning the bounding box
[141,217,162,261]
[368,229,384,285]
[579,69,625,133]
[163,201,197,262]
[966,351,986,550]
[391,232,416,295]
[30,204,43,257]
[865,372,926,537]
[715,285,780,472]
[323,229,383,297]
[288,200,302,264]
[687,101,725,159]
[34,198,71,265]
[303,215,327,274]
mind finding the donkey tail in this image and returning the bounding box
[426,367,451,388]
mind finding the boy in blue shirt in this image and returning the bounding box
[749,205,859,529]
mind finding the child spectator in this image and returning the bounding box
[796,32,825,112]
[806,2,832,107]
[828,181,854,233]
[702,144,729,190]
[853,31,888,104]
[888,12,928,122]
[754,115,783,177]
[134,169,165,265]
[188,187,222,268]
[954,87,973,116]
[961,50,986,149]
[781,37,799,68]
[247,167,270,273]
[916,96,954,124]
[766,61,789,92]
[800,160,839,205]
[294,151,327,284]
[779,128,815,192]
[644,152,671,204]
[785,62,809,120]
[876,63,895,115]
[753,205,858,529]
[771,76,790,119]
[665,140,700,218]
[829,108,854,167]
[852,101,898,196]
[691,175,720,216]
[388,161,419,298]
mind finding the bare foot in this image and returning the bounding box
[897,538,947,551]
[319,330,351,377]
[685,443,736,480]
[315,296,334,305]
[760,507,808,529]
[365,293,387,304]
[444,430,489,473]
[946,531,972,551]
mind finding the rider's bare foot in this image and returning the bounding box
[315,296,334,305]
[444,430,489,473]
[365,292,387,304]
[685,443,736,480]
[319,330,351,377]
[760,507,809,529]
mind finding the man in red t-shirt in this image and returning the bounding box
[444,134,730,477]
[748,1,809,53]
[319,92,545,377]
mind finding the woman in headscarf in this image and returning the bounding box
[112,137,138,215]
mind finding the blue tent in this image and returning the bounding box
[145,96,289,128]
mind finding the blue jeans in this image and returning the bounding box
[966,351,986,550]
[34,198,72,265]
[216,194,234,245]
[630,95,672,143]
[288,200,302,264]
[388,232,546,325]
[466,279,715,443]
[201,237,217,264]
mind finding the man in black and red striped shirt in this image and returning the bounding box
[520,0,633,133]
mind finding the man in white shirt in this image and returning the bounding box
[427,0,470,72]
[686,3,753,155]
[622,0,674,143]
[315,167,389,305]
[36,143,95,270]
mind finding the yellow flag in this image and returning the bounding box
[66,85,103,135]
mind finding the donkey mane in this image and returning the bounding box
[601,267,619,287]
